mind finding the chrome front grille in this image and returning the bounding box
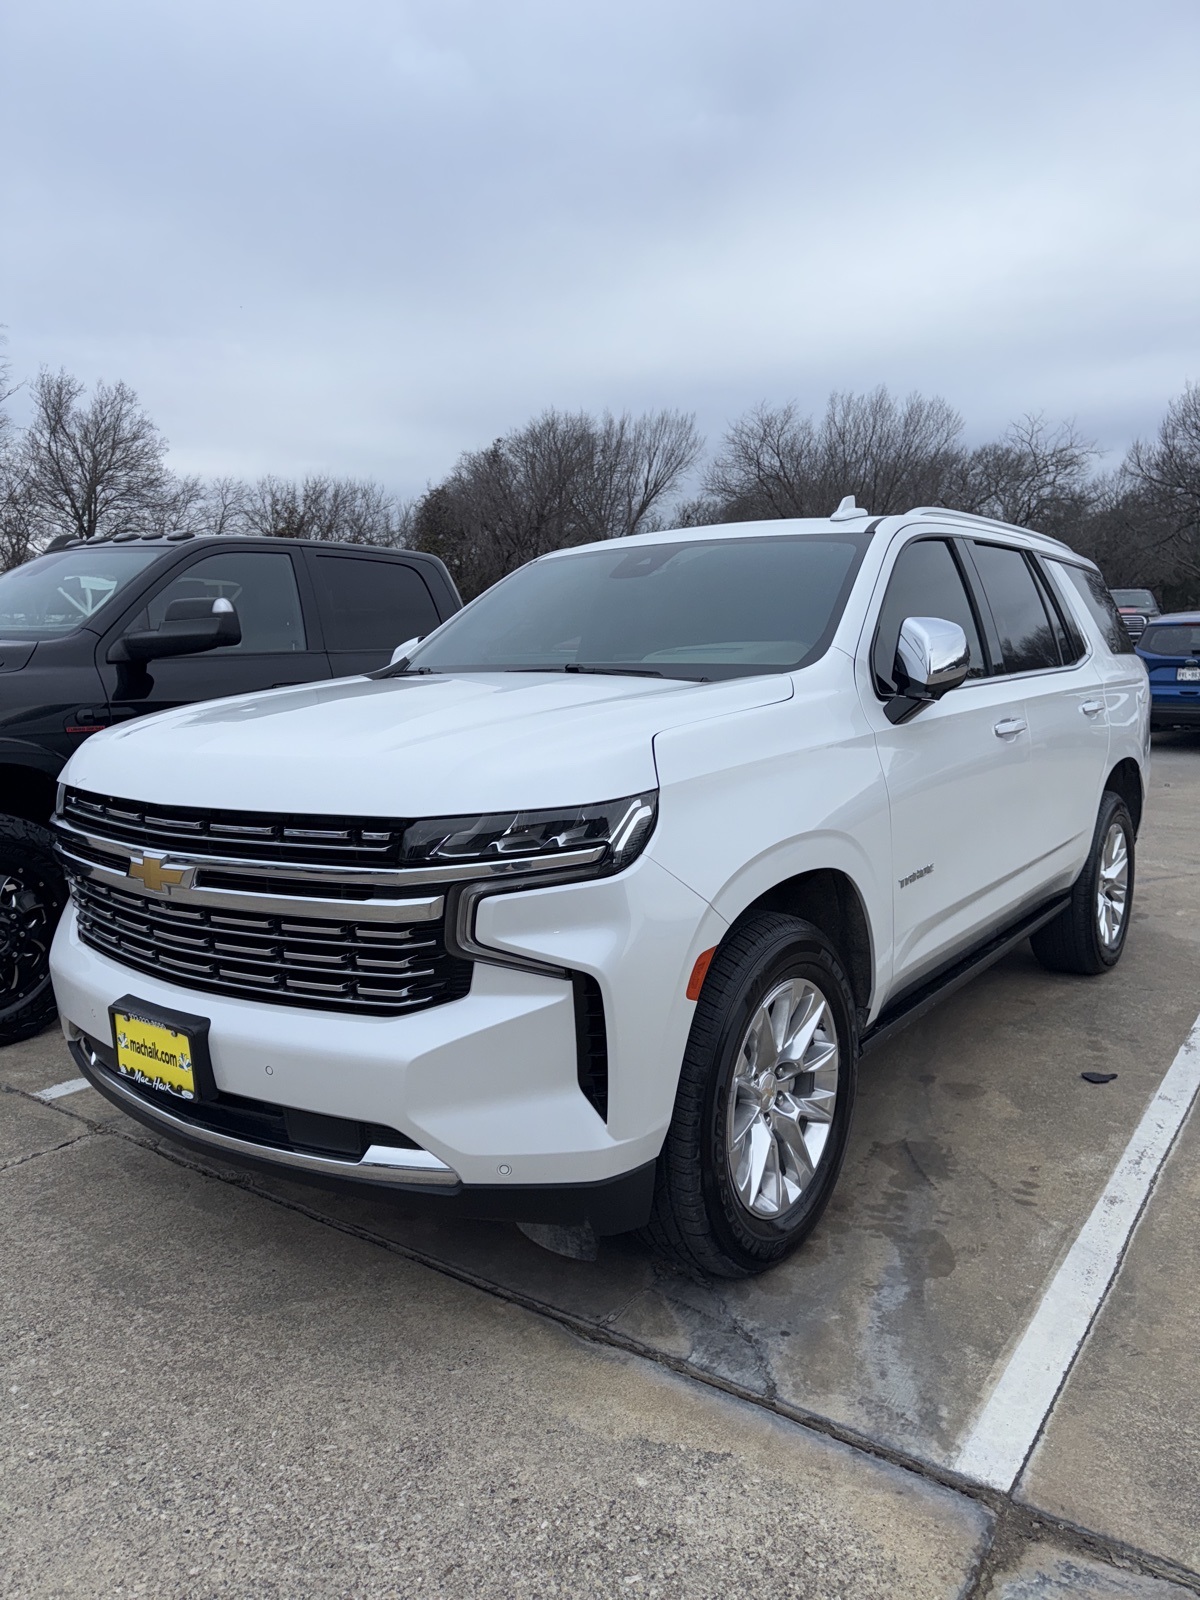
[69,873,472,1015]
[59,788,474,1016]
[61,788,408,867]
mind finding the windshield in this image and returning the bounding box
[1140,623,1200,657]
[1111,589,1157,610]
[0,548,163,640]
[404,535,871,681]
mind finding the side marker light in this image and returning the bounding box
[686,946,718,1001]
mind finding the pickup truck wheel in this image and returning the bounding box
[1030,790,1135,977]
[0,817,67,1047]
[644,913,858,1279]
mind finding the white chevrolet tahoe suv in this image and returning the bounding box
[49,503,1149,1277]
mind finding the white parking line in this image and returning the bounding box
[954,1011,1200,1492]
[33,1078,91,1102]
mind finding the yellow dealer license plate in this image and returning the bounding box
[112,1007,200,1100]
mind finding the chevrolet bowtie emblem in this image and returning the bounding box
[127,852,188,893]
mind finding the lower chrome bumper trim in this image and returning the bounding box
[69,1038,461,1187]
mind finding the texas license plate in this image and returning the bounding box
[109,999,210,1101]
[1177,667,1200,682]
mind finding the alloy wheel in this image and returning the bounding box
[726,977,839,1219]
[0,872,52,1006]
[1096,821,1129,950]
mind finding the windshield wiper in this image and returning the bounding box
[562,663,666,678]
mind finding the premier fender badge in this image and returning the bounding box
[899,864,934,889]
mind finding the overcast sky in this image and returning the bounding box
[2,0,1198,498]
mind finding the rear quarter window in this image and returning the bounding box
[1051,563,1136,656]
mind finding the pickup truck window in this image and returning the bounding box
[315,556,441,652]
[129,551,307,654]
[405,535,870,680]
[0,547,162,638]
[873,538,986,694]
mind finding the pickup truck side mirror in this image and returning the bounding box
[885,616,970,724]
[389,636,422,667]
[107,598,242,664]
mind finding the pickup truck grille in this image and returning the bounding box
[68,872,472,1016]
[62,788,409,868]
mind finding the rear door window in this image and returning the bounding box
[969,543,1061,673]
[314,555,442,666]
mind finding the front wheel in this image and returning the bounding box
[0,816,67,1047]
[1030,790,1135,976]
[644,913,858,1279]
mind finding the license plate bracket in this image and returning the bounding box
[108,996,216,1103]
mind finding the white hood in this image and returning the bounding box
[63,670,794,815]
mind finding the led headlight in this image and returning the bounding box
[401,793,657,878]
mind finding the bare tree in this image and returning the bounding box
[963,414,1099,536]
[704,388,967,521]
[237,474,408,545]
[0,336,35,571]
[21,369,170,542]
[1124,383,1200,581]
[411,407,702,597]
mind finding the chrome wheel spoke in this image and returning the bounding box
[736,1117,773,1210]
[773,1106,818,1181]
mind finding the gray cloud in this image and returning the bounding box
[3,0,1197,497]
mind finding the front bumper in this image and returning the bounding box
[67,1031,655,1233]
[50,854,721,1226]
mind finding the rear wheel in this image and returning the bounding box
[1030,790,1135,976]
[0,816,67,1047]
[644,913,858,1279]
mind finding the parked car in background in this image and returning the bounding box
[0,534,460,1045]
[1110,587,1160,643]
[1137,612,1200,730]
[50,501,1148,1277]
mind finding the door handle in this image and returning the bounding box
[1080,700,1104,717]
[994,717,1027,739]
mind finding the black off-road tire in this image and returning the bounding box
[1030,790,1135,977]
[643,913,858,1279]
[0,816,67,1047]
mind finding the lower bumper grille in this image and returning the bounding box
[69,873,473,1016]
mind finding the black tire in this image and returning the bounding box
[643,913,858,1279]
[1030,790,1135,976]
[0,815,67,1047]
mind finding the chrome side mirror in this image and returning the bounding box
[886,617,970,723]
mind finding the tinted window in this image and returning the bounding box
[1054,563,1136,655]
[407,536,870,680]
[0,547,162,639]
[1030,557,1084,664]
[1140,624,1200,657]
[1111,589,1157,611]
[316,557,441,653]
[970,542,1060,673]
[872,539,986,693]
[133,551,306,653]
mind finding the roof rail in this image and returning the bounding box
[904,505,1077,554]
